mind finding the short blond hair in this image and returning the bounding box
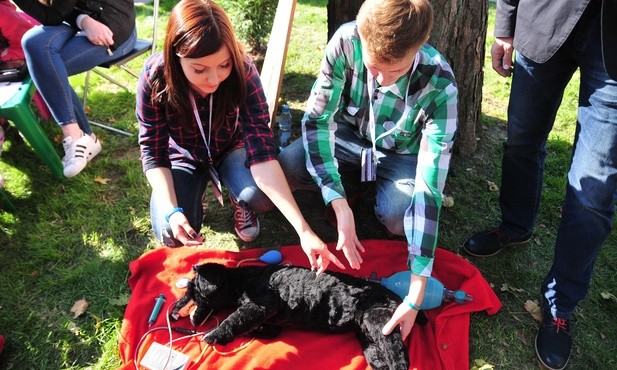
[357,0,434,64]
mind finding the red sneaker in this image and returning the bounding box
[231,198,260,242]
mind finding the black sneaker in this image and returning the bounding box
[535,314,572,370]
[461,227,531,257]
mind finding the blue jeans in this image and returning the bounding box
[279,123,418,236]
[499,4,617,318]
[150,148,274,246]
[21,25,137,134]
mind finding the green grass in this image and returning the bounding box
[1,1,616,369]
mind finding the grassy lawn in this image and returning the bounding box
[1,0,615,368]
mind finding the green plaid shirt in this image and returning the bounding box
[302,22,458,276]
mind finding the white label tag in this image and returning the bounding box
[139,341,191,370]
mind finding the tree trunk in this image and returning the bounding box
[327,0,488,156]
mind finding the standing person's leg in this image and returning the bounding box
[463,50,578,256]
[218,148,273,242]
[536,4,617,368]
[150,165,208,247]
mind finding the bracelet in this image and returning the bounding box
[164,207,184,222]
[403,296,422,311]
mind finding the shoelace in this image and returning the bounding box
[552,318,568,333]
[234,202,256,230]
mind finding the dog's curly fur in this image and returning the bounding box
[171,263,412,370]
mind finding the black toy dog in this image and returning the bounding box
[171,263,413,370]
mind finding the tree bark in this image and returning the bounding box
[327,0,488,156]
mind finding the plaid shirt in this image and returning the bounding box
[302,22,458,276]
[137,53,277,173]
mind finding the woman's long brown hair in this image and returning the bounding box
[153,0,246,132]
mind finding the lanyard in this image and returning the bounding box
[366,55,418,154]
[190,92,214,163]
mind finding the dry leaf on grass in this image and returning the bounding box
[94,177,111,185]
[524,299,543,322]
[471,359,495,370]
[501,283,525,293]
[443,195,455,208]
[600,292,617,302]
[70,299,90,318]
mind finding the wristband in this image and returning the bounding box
[165,207,184,222]
[403,296,421,311]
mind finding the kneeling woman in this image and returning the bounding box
[137,0,336,268]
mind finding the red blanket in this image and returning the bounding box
[119,240,501,369]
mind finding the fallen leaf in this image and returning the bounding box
[94,177,111,185]
[501,283,524,293]
[70,299,90,318]
[443,195,455,208]
[109,293,130,306]
[487,180,499,192]
[68,322,80,335]
[471,359,495,370]
[524,299,543,322]
[600,292,617,302]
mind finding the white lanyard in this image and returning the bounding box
[366,55,417,153]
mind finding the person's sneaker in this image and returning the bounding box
[461,227,531,257]
[231,198,260,242]
[535,313,572,370]
[62,134,102,178]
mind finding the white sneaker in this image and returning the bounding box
[62,134,102,178]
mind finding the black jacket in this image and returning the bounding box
[13,0,135,49]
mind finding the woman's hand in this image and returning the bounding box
[299,230,345,274]
[80,16,114,46]
[168,211,204,247]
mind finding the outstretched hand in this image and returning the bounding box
[299,230,345,274]
[331,199,365,269]
[382,302,419,341]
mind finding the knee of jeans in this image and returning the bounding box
[237,187,273,213]
[374,205,405,236]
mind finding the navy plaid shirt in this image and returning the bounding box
[137,53,277,173]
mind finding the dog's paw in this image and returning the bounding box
[202,327,234,345]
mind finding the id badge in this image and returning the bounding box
[361,147,377,182]
[208,164,224,206]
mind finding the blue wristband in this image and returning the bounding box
[165,207,183,222]
[403,296,421,311]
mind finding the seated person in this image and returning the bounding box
[279,0,458,339]
[0,0,35,71]
[13,0,137,177]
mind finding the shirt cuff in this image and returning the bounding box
[76,14,88,30]
[408,254,434,277]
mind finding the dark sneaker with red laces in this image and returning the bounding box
[231,199,260,242]
[535,314,572,370]
[462,227,531,257]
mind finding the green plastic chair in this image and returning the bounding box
[0,76,64,179]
